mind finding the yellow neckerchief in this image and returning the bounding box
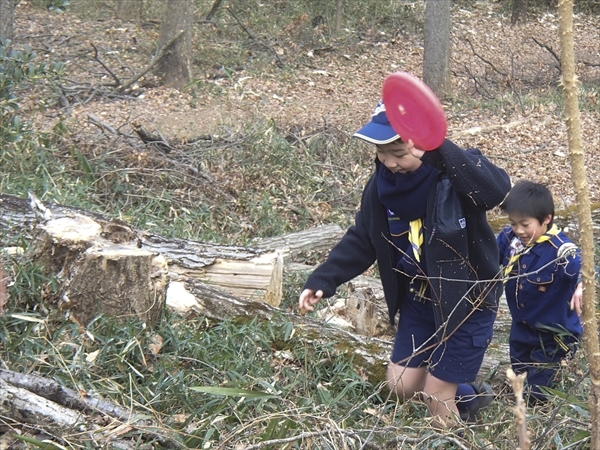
[408,218,423,262]
[503,224,560,279]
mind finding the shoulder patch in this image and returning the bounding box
[557,242,578,259]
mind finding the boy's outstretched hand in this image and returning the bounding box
[299,289,323,313]
[570,282,583,317]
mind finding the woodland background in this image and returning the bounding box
[1,0,600,448]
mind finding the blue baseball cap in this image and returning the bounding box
[353,99,400,145]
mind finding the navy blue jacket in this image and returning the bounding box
[497,228,583,338]
[303,139,511,333]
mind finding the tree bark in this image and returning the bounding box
[253,223,344,263]
[116,0,142,22]
[0,0,15,41]
[511,0,528,25]
[0,193,283,325]
[157,0,193,89]
[335,0,343,33]
[423,0,451,99]
[557,0,600,447]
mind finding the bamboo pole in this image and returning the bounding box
[557,1,600,447]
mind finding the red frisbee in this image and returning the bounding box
[382,72,447,151]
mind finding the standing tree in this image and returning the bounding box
[157,0,193,89]
[116,0,142,22]
[557,0,600,447]
[422,0,451,99]
[511,0,528,25]
[335,0,343,33]
[0,0,15,41]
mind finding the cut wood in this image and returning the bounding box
[30,213,168,326]
[0,192,511,384]
[0,371,182,448]
[0,193,284,324]
[253,223,344,262]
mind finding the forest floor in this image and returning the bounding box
[11,0,600,212]
[4,4,599,446]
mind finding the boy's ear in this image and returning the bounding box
[543,214,553,225]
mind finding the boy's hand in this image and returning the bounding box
[570,282,583,317]
[299,289,323,313]
[407,139,425,159]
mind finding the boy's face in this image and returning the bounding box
[508,212,552,245]
[376,140,422,174]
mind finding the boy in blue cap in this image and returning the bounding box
[498,180,583,404]
[299,99,511,426]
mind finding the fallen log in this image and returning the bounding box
[253,223,344,263]
[0,192,511,382]
[0,193,283,325]
[0,372,182,448]
[0,369,138,421]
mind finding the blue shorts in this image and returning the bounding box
[391,294,497,384]
[510,322,579,400]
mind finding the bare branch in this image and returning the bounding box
[88,113,117,135]
[117,29,185,92]
[205,0,225,21]
[531,36,561,68]
[465,38,508,77]
[90,42,122,87]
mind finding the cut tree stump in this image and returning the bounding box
[31,213,169,326]
[0,193,283,325]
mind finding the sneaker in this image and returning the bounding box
[459,382,494,422]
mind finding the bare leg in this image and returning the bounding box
[422,373,459,428]
[387,361,459,428]
[387,362,427,399]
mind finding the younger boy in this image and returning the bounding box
[498,180,583,403]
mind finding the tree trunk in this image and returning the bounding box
[0,193,283,326]
[157,0,193,89]
[0,0,15,41]
[116,0,142,22]
[557,1,600,447]
[253,223,344,263]
[335,0,343,33]
[511,0,528,25]
[422,0,451,99]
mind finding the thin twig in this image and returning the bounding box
[531,36,561,68]
[90,42,122,87]
[225,6,255,39]
[465,38,508,77]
